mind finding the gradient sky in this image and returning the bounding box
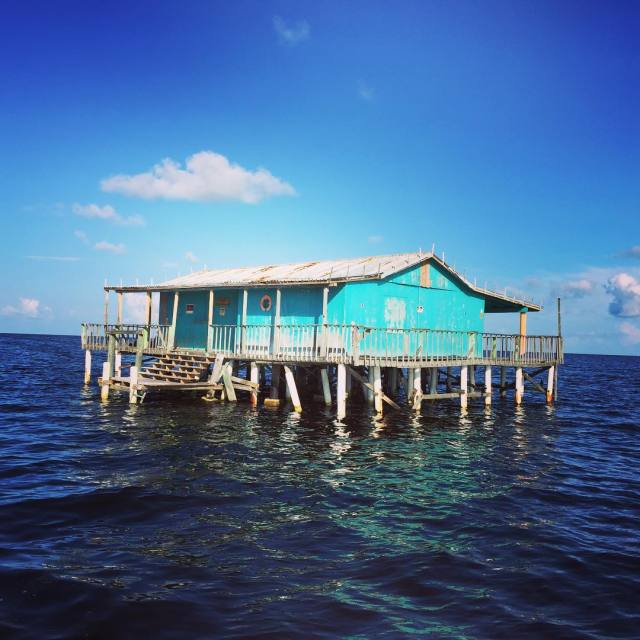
[1,0,638,354]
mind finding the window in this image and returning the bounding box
[185,304,194,314]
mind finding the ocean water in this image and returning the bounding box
[0,333,638,639]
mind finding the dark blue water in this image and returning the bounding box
[0,334,638,639]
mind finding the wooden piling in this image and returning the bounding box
[84,349,91,384]
[115,351,122,377]
[320,367,332,406]
[500,366,507,397]
[222,363,237,402]
[429,367,438,396]
[469,365,476,389]
[446,367,452,392]
[412,368,422,410]
[373,365,383,414]
[484,365,492,406]
[367,367,375,406]
[546,365,555,403]
[129,365,138,404]
[515,367,523,405]
[249,362,259,406]
[337,364,347,420]
[388,367,398,395]
[284,366,302,412]
[460,365,468,409]
[100,361,110,401]
[407,368,414,403]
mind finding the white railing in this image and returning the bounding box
[81,323,170,355]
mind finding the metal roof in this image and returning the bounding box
[109,251,541,312]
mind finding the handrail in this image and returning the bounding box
[81,321,563,365]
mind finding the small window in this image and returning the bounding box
[260,294,272,312]
[417,305,424,313]
[185,304,194,314]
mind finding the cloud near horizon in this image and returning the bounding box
[273,16,309,46]
[73,203,144,226]
[606,272,640,317]
[1,297,43,318]
[100,151,296,204]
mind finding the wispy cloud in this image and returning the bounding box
[125,293,147,323]
[622,245,640,259]
[358,80,375,101]
[185,251,198,264]
[558,278,595,299]
[1,297,43,318]
[273,16,309,46]
[74,230,90,245]
[73,203,144,226]
[367,235,383,244]
[26,255,80,262]
[606,272,640,317]
[101,151,295,204]
[620,321,640,344]
[95,241,125,254]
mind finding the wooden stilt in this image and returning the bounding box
[407,368,415,403]
[320,367,332,406]
[546,365,555,403]
[429,367,438,396]
[500,366,507,397]
[373,365,383,414]
[222,363,237,402]
[268,364,281,404]
[515,367,523,405]
[84,349,92,384]
[484,365,492,406]
[129,365,138,404]
[100,361,110,401]
[367,367,375,406]
[469,365,476,389]
[115,351,122,377]
[388,367,398,395]
[412,368,422,410]
[249,362,259,406]
[460,366,468,409]
[345,366,352,397]
[337,364,346,420]
[284,366,302,412]
[446,367,452,392]
[285,367,292,401]
[117,291,123,325]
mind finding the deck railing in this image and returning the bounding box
[81,321,563,365]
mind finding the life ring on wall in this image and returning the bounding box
[259,294,272,312]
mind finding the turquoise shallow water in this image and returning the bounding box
[0,333,639,639]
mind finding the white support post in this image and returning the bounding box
[367,367,375,406]
[84,349,92,385]
[373,365,383,414]
[321,286,329,356]
[320,367,332,406]
[284,366,302,412]
[273,289,281,355]
[500,366,507,397]
[546,366,555,403]
[169,291,179,350]
[117,291,123,325]
[337,364,346,420]
[429,367,438,396]
[407,368,415,403]
[484,365,492,406]
[145,291,152,326]
[222,362,237,402]
[515,367,523,405]
[100,361,110,401]
[103,289,109,326]
[207,289,215,352]
[388,367,398,395]
[129,365,138,404]
[460,365,468,409]
[469,365,476,388]
[115,351,122,377]
[446,366,452,392]
[270,364,281,399]
[249,362,259,406]
[412,368,422,410]
[241,289,248,354]
[345,366,352,396]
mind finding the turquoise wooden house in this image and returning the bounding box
[83,251,562,413]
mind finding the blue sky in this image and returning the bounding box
[0,0,638,354]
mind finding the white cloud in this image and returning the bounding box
[26,255,80,262]
[273,16,309,46]
[1,297,41,317]
[606,272,640,317]
[101,151,295,204]
[185,251,198,263]
[623,245,640,259]
[358,80,375,101]
[559,278,595,299]
[367,235,383,244]
[125,293,147,323]
[73,203,144,226]
[620,321,640,345]
[95,241,125,254]
[74,230,90,245]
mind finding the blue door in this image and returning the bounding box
[175,291,209,349]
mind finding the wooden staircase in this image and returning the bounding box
[140,353,214,384]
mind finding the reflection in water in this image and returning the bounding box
[1,335,639,639]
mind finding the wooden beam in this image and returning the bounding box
[222,363,237,401]
[523,371,546,394]
[284,365,302,412]
[346,366,402,412]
